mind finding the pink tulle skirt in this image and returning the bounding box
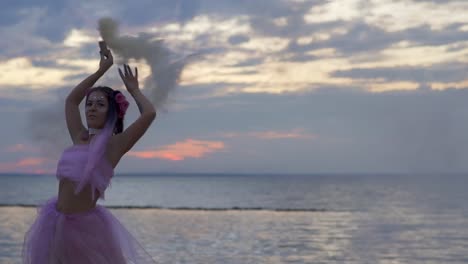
[22,196,156,264]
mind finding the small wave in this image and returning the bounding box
[0,203,328,212]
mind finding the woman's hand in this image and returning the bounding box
[118,64,139,94]
[98,42,113,73]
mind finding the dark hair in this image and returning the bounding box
[86,86,124,134]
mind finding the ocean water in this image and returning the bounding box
[1,173,468,263]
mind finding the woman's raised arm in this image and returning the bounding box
[112,64,156,156]
[65,42,113,143]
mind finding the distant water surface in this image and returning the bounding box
[1,173,468,263]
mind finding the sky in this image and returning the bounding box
[0,0,467,175]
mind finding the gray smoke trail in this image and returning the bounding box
[27,90,72,157]
[98,17,190,111]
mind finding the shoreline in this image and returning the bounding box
[0,204,330,212]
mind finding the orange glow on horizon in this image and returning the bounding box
[129,139,225,161]
[16,158,47,167]
[0,157,52,174]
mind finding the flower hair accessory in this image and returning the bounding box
[115,92,129,118]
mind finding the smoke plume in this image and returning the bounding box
[98,17,190,111]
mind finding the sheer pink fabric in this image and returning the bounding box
[56,144,113,200]
[22,197,157,264]
[74,114,116,200]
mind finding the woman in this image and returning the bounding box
[22,42,157,264]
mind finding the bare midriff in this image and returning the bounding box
[56,178,100,214]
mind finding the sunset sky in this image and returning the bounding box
[0,0,467,175]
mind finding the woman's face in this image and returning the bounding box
[85,91,109,129]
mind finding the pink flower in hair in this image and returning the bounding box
[115,93,129,118]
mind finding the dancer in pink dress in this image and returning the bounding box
[22,42,157,264]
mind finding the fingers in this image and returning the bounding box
[118,68,125,80]
[119,65,131,78]
[128,64,134,77]
[124,64,130,77]
[124,64,136,78]
[119,64,137,79]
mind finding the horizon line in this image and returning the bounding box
[0,172,466,177]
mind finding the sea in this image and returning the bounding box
[1,173,468,263]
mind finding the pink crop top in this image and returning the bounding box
[56,144,114,200]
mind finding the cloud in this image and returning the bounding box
[228,34,250,45]
[220,129,318,140]
[0,57,78,88]
[128,139,225,161]
[1,0,466,97]
[332,62,468,83]
[224,56,264,68]
[0,7,54,59]
[63,29,97,47]
[304,0,468,31]
[175,0,201,23]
